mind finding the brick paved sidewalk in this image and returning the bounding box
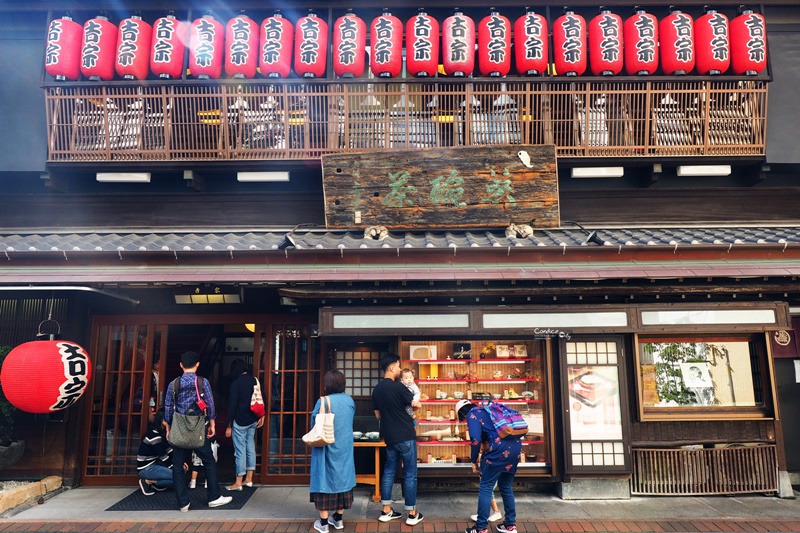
[2,518,800,533]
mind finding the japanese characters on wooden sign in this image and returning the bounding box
[322,145,558,229]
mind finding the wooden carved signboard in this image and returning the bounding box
[322,145,559,229]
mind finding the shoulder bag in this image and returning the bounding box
[250,378,266,418]
[302,396,335,447]
[167,377,207,449]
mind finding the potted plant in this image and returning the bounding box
[0,345,26,469]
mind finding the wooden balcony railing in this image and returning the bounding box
[44,80,767,162]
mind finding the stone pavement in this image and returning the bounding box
[3,485,800,533]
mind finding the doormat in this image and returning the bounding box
[106,486,255,511]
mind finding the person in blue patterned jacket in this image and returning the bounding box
[456,399,521,533]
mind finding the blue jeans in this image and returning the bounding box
[138,464,174,488]
[172,437,220,508]
[475,461,516,531]
[380,438,417,510]
[232,420,257,476]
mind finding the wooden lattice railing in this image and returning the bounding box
[44,80,767,162]
[631,445,778,496]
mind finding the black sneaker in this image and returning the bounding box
[151,484,167,492]
[465,526,488,533]
[406,511,424,526]
[496,525,517,533]
[139,479,155,496]
[378,510,402,522]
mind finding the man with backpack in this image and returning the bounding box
[164,351,232,512]
[456,399,523,533]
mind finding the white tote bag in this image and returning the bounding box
[302,396,335,447]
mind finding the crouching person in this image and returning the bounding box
[137,407,174,495]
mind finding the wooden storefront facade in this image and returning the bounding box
[0,0,800,499]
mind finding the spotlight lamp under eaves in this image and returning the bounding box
[564,220,608,246]
[276,223,320,250]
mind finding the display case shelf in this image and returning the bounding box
[418,399,543,405]
[408,358,539,364]
[402,338,552,476]
[417,379,537,384]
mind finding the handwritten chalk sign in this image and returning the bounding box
[322,145,558,229]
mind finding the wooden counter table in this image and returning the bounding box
[353,440,386,502]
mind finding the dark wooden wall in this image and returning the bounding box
[630,420,776,448]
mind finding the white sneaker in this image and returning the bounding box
[313,519,329,533]
[180,503,190,512]
[188,479,196,489]
[471,512,502,522]
[406,511,424,526]
[208,495,233,508]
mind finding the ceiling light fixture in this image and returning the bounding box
[237,171,290,182]
[676,165,731,177]
[570,167,624,178]
[96,172,151,183]
[174,285,242,304]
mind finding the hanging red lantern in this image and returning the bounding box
[0,340,92,414]
[115,14,152,80]
[150,12,186,79]
[589,8,623,76]
[695,9,729,75]
[370,9,403,78]
[623,9,658,75]
[553,8,587,76]
[730,8,767,75]
[406,9,439,78]
[442,8,475,77]
[225,11,259,79]
[478,9,511,77]
[514,9,548,77]
[333,10,366,78]
[81,13,118,81]
[260,10,293,79]
[45,14,83,81]
[660,8,695,75]
[294,10,328,78]
[189,13,224,79]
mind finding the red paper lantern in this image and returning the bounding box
[189,13,224,79]
[150,13,186,79]
[370,9,403,78]
[115,15,152,80]
[406,9,439,78]
[260,10,293,79]
[333,10,366,78]
[225,12,259,79]
[45,15,83,81]
[0,340,92,414]
[730,9,767,75]
[589,9,623,76]
[695,9,729,75]
[553,9,587,76]
[478,9,511,77]
[514,10,548,77]
[81,14,118,81]
[442,9,475,77]
[660,8,695,75]
[624,9,658,75]
[294,11,328,78]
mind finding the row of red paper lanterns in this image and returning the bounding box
[45,8,767,82]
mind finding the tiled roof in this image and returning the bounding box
[0,226,798,252]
